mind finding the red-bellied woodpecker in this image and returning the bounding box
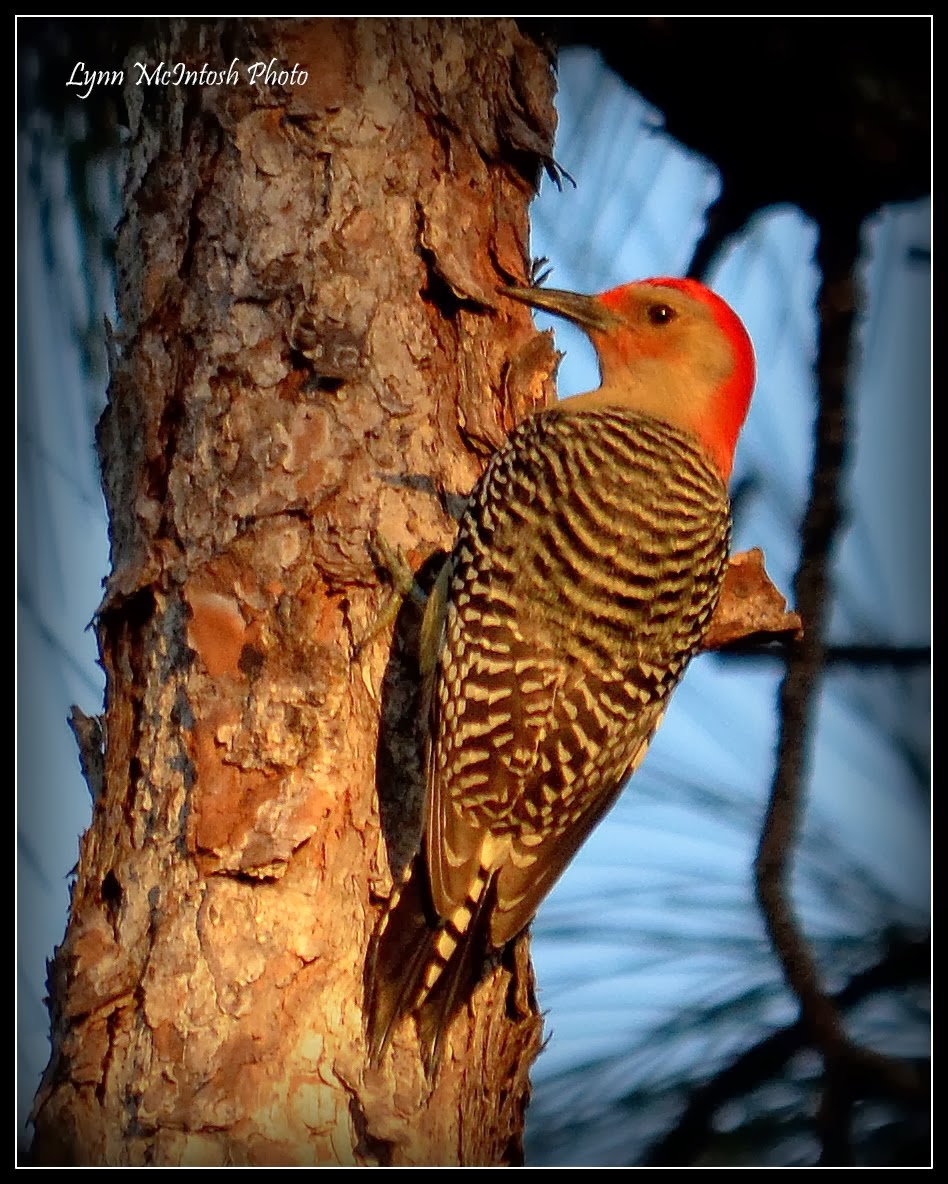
[366,277,756,1073]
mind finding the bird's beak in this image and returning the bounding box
[500,285,620,333]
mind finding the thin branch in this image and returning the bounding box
[755,217,856,1058]
[720,643,930,668]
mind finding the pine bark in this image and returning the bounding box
[31,17,556,1166]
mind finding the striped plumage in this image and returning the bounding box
[366,278,755,1073]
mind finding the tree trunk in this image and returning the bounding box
[31,17,557,1166]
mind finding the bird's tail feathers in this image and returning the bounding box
[364,857,497,1077]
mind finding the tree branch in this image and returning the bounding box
[702,548,802,653]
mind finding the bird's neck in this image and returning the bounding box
[561,375,736,483]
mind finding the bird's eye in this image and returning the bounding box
[647,303,677,326]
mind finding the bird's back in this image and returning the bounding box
[428,406,732,947]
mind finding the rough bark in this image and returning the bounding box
[31,17,556,1166]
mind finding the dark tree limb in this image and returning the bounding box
[721,643,930,669]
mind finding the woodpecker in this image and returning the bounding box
[366,277,756,1073]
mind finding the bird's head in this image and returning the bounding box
[502,277,756,481]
